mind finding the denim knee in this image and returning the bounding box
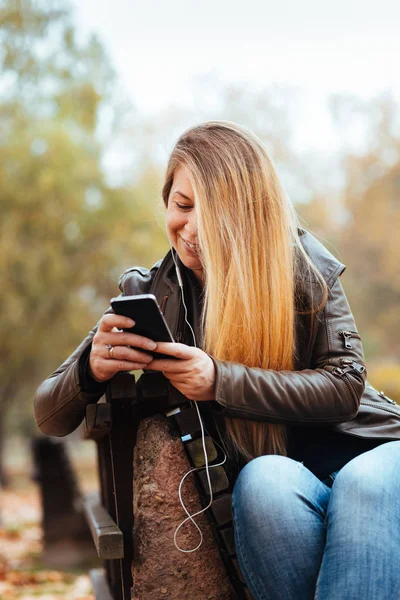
[232,455,306,514]
[331,440,400,503]
[232,456,329,600]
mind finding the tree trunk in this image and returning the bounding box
[132,414,235,600]
[0,392,13,488]
[32,437,97,568]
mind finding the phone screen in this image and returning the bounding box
[110,294,177,360]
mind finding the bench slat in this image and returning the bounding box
[83,492,124,559]
[89,568,114,600]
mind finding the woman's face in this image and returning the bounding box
[166,164,204,283]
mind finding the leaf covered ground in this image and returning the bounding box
[0,440,97,600]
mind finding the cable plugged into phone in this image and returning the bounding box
[173,400,227,553]
[169,244,227,553]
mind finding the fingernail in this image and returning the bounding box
[127,319,135,326]
[148,342,157,350]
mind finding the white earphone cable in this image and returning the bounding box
[169,245,227,552]
[173,399,227,552]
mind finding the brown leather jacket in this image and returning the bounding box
[34,229,400,440]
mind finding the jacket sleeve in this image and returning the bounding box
[33,315,110,437]
[211,277,367,425]
[33,265,158,437]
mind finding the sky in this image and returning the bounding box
[75,0,400,105]
[74,0,400,155]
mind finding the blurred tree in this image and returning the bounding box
[367,363,400,403]
[0,0,167,484]
[330,93,400,359]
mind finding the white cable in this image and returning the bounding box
[169,244,227,552]
[173,399,227,553]
[181,293,197,349]
[170,246,198,347]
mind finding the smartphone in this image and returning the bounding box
[110,294,177,360]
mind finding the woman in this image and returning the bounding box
[35,121,400,600]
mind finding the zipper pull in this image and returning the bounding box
[342,359,366,374]
[339,331,353,349]
[332,366,344,376]
[340,358,354,366]
[378,390,397,405]
[160,295,168,314]
[333,359,366,376]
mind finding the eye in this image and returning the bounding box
[176,202,192,211]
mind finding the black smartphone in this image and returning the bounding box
[110,294,177,360]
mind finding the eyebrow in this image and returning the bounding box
[172,191,193,202]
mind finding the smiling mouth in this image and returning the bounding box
[181,237,200,254]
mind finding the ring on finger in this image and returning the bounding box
[105,344,114,359]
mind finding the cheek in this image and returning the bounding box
[165,210,182,241]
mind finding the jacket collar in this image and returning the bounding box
[298,228,346,285]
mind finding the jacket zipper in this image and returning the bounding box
[159,293,185,342]
[330,359,400,416]
[160,295,168,314]
[359,386,399,413]
[360,402,400,416]
[325,358,366,404]
[175,299,185,343]
[337,330,361,349]
[334,388,400,442]
[376,390,397,405]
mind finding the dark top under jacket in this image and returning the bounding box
[286,426,384,480]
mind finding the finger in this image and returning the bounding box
[92,359,149,381]
[146,358,191,373]
[101,345,154,364]
[154,342,196,360]
[99,314,135,332]
[96,331,157,352]
[106,360,150,372]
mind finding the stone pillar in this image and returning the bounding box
[132,415,236,600]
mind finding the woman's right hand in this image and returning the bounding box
[89,314,157,383]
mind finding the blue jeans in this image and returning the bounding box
[232,441,400,600]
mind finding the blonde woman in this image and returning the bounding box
[35,121,400,599]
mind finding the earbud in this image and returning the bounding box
[176,264,184,288]
[169,242,184,288]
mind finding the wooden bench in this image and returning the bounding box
[83,371,251,600]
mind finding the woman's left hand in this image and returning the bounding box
[146,343,216,401]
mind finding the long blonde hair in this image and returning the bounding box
[162,121,328,460]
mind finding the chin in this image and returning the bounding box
[174,248,201,272]
[180,255,202,270]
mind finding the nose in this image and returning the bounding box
[184,210,197,237]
